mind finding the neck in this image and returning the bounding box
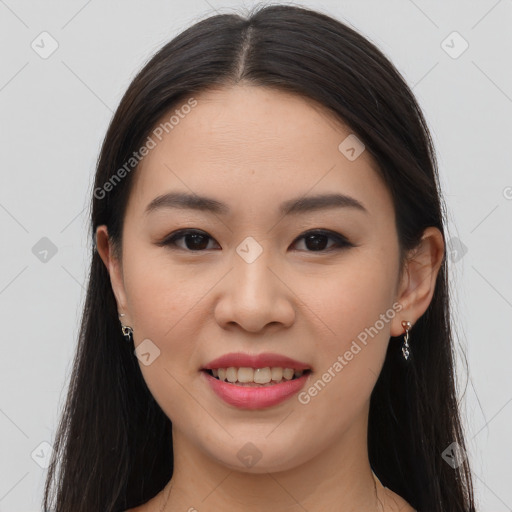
[161,411,384,511]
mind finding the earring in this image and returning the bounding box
[121,324,133,342]
[401,320,412,360]
[118,313,133,342]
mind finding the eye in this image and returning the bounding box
[291,229,353,252]
[157,229,353,252]
[157,229,220,251]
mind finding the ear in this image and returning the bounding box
[95,225,130,321]
[391,227,445,337]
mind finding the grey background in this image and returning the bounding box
[1,0,511,510]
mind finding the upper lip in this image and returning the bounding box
[202,352,312,371]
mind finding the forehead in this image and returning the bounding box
[126,85,392,221]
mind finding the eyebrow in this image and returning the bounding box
[144,191,368,217]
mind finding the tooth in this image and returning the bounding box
[238,367,254,383]
[271,367,283,381]
[226,367,238,383]
[254,367,272,384]
[213,367,307,383]
[283,368,294,380]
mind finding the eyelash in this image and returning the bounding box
[156,229,353,253]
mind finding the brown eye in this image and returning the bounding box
[291,230,352,252]
[157,230,219,251]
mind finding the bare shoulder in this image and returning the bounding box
[123,485,167,511]
[123,504,150,512]
[123,495,160,512]
[382,486,416,511]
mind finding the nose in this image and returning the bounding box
[213,245,296,333]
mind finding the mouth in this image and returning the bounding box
[202,367,312,387]
[201,366,313,410]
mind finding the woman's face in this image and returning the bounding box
[99,84,412,473]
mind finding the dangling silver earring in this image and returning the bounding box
[118,313,133,343]
[401,320,412,360]
[121,324,133,342]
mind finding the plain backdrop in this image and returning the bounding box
[0,0,511,510]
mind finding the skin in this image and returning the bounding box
[96,84,444,511]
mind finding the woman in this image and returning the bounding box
[43,4,476,511]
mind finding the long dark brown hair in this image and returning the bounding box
[43,4,476,511]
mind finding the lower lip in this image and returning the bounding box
[201,370,311,410]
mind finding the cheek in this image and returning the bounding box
[316,252,398,342]
[121,251,206,420]
[286,253,401,454]
[120,248,209,396]
[304,249,399,407]
[122,246,201,333]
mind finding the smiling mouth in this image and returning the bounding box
[203,368,312,386]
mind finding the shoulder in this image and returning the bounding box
[382,486,416,511]
[123,498,157,512]
[123,487,163,511]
